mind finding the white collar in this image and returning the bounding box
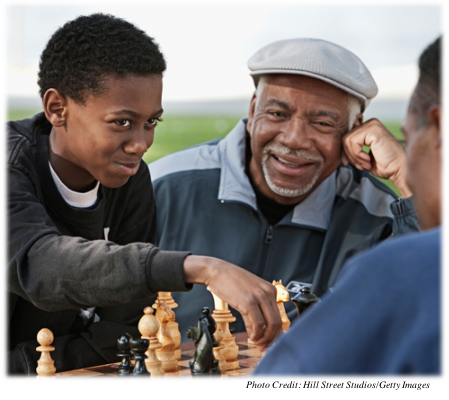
[49,161,99,208]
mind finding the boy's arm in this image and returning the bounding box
[8,163,190,311]
[9,164,281,348]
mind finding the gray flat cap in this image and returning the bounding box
[248,38,378,111]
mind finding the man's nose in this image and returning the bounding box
[279,117,313,150]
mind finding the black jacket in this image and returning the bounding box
[7,113,191,374]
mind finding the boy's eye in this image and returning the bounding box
[147,117,163,127]
[116,119,131,127]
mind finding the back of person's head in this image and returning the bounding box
[38,13,166,104]
[411,36,441,127]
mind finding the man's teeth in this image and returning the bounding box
[275,155,300,167]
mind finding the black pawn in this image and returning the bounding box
[130,338,150,376]
[117,333,133,376]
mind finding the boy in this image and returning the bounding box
[8,13,280,374]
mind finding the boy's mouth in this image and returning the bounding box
[114,161,140,176]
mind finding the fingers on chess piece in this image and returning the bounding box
[117,333,134,376]
[36,328,56,376]
[187,307,220,376]
[130,338,150,376]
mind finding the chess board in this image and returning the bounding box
[56,332,263,377]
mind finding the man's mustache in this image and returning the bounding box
[263,143,324,163]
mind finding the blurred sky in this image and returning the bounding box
[6,2,442,103]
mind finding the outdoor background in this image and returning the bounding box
[6,3,442,195]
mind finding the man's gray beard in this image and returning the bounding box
[261,144,324,198]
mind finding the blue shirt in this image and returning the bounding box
[255,227,441,374]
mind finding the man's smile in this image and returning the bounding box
[271,152,316,167]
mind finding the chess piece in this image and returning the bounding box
[213,328,227,373]
[155,300,178,373]
[138,307,164,376]
[130,338,150,376]
[187,308,220,376]
[152,292,182,360]
[209,291,239,370]
[36,328,56,376]
[273,280,291,332]
[117,333,133,376]
[199,307,220,375]
[291,286,321,319]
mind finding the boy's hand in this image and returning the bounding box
[341,118,412,198]
[183,255,282,351]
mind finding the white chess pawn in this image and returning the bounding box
[138,307,164,376]
[36,328,56,376]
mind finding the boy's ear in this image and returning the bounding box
[428,105,441,149]
[43,89,68,127]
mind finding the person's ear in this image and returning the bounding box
[351,114,364,129]
[428,105,441,149]
[43,89,68,128]
[246,92,257,135]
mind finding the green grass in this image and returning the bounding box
[143,115,241,163]
[7,109,403,195]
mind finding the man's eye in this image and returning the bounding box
[116,119,131,127]
[271,111,286,118]
[317,121,331,127]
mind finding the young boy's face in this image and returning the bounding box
[54,74,163,189]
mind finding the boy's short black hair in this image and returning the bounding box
[411,36,441,127]
[38,13,166,104]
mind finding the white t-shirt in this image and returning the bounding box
[49,161,100,323]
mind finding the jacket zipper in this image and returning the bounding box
[265,225,273,244]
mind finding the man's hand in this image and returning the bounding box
[183,255,282,351]
[341,118,412,198]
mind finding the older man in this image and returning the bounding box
[255,36,441,374]
[149,38,418,340]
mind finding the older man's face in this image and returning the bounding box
[247,74,352,205]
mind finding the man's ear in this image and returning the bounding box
[351,114,364,129]
[246,93,257,135]
[43,89,68,128]
[428,105,441,149]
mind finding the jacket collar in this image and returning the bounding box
[217,118,335,231]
